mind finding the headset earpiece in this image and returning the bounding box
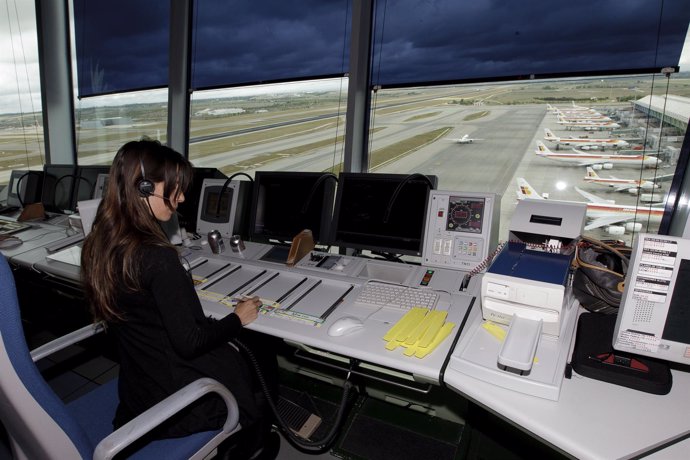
[136,157,155,197]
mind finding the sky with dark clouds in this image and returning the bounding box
[1,0,689,112]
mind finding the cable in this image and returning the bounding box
[14,170,42,207]
[232,338,355,453]
[300,173,338,214]
[382,173,435,224]
[215,172,253,218]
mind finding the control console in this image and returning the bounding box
[422,190,500,272]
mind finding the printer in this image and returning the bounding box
[481,199,586,337]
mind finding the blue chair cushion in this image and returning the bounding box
[66,378,222,459]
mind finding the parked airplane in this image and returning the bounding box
[516,178,665,235]
[546,103,598,115]
[557,116,621,130]
[583,167,662,193]
[449,134,483,144]
[553,111,612,122]
[544,129,629,150]
[535,141,659,169]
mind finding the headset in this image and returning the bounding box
[136,157,155,197]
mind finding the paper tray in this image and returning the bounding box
[448,298,578,401]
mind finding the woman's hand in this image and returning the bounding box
[234,296,261,325]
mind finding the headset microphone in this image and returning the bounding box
[149,193,172,202]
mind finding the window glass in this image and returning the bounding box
[368,74,689,246]
[0,1,44,186]
[188,78,348,176]
[74,89,169,165]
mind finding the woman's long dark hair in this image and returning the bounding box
[81,139,193,322]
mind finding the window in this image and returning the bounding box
[0,1,44,186]
[368,74,689,246]
[188,78,348,175]
[73,89,169,165]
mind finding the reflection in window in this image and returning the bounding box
[0,0,44,186]
[74,89,169,165]
[188,78,349,176]
[368,75,688,246]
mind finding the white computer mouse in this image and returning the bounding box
[327,316,364,337]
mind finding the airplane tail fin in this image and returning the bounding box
[544,128,557,140]
[516,178,544,200]
[585,167,599,179]
[535,140,551,155]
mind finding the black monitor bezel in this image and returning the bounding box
[7,169,43,207]
[248,171,336,245]
[41,164,79,213]
[331,172,437,257]
[75,165,111,203]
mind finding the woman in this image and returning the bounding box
[81,139,277,457]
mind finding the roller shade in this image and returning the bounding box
[74,0,170,97]
[371,0,690,87]
[191,0,351,90]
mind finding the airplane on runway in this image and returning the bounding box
[449,134,483,144]
[535,141,659,169]
[515,178,665,235]
[583,167,665,193]
[544,129,629,150]
[556,116,621,130]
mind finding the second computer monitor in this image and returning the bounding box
[332,173,438,257]
[75,165,111,203]
[249,171,336,244]
[41,164,78,213]
[176,167,227,232]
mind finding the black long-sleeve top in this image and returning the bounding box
[110,244,261,437]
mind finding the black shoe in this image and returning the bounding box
[249,431,280,460]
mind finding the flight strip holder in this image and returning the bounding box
[196,178,251,238]
[482,199,587,372]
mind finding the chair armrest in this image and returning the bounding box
[93,377,240,460]
[30,321,105,362]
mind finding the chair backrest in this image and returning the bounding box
[0,255,93,459]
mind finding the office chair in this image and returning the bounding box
[0,255,241,459]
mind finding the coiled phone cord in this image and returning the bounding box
[232,338,355,453]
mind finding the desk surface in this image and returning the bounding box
[444,304,690,460]
[0,220,74,260]
[5,227,690,460]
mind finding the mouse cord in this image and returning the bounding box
[232,338,355,453]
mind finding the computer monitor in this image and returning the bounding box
[249,171,337,245]
[75,165,111,202]
[6,170,43,208]
[93,173,110,199]
[331,173,438,257]
[41,164,78,213]
[196,178,251,238]
[613,233,690,366]
[176,167,226,232]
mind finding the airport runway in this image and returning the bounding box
[1,98,671,246]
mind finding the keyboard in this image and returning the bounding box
[355,282,439,310]
[45,233,85,253]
